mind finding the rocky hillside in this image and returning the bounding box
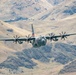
[32,0,76,20]
[0,0,53,22]
[0,0,76,75]
[0,0,76,23]
[0,20,31,64]
[47,0,65,5]
[59,59,76,74]
[0,43,76,75]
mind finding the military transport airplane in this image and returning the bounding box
[0,24,76,47]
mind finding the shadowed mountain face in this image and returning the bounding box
[47,0,64,5]
[0,43,76,70]
[59,60,76,74]
[39,0,76,20]
[62,1,76,17]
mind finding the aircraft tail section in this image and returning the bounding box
[31,24,35,37]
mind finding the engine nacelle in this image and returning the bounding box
[53,38,58,41]
[18,41,23,44]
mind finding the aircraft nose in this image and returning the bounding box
[42,38,45,41]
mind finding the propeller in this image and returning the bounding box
[13,35,20,44]
[48,33,55,41]
[25,34,31,43]
[59,32,67,40]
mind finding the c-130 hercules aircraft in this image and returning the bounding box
[0,24,76,47]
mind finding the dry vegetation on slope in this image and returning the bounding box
[0,0,76,75]
[0,21,31,63]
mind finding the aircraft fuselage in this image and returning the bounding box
[31,36,47,47]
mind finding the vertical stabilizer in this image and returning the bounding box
[31,24,35,37]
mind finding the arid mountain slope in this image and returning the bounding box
[0,0,76,75]
[31,0,76,20]
[0,21,31,63]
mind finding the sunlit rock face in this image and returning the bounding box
[0,0,48,22]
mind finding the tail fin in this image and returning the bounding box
[31,24,35,37]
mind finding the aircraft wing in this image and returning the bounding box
[46,33,76,40]
[0,38,15,41]
[0,37,35,41]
